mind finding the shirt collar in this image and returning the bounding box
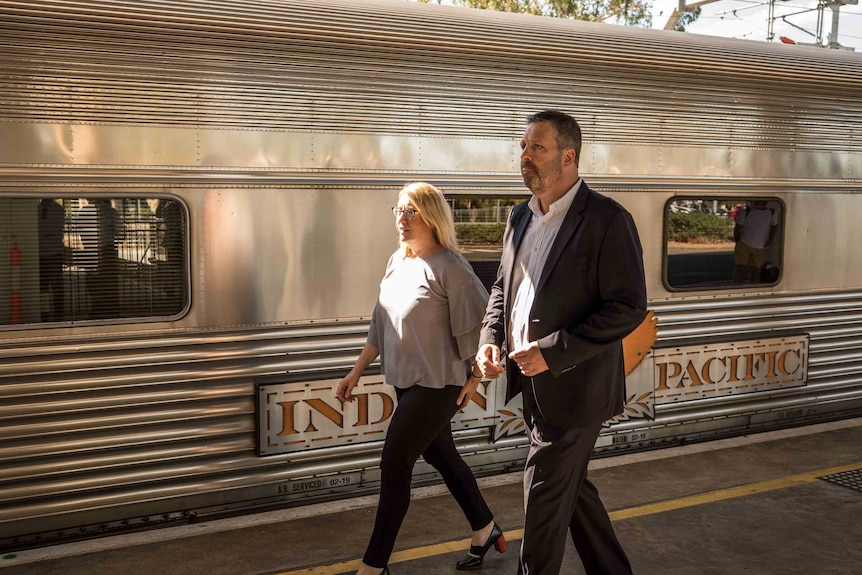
[527,178,582,218]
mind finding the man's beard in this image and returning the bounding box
[522,157,562,194]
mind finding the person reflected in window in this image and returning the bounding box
[76,198,123,318]
[38,198,66,322]
[733,200,779,283]
[156,199,184,312]
[336,183,507,575]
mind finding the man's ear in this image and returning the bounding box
[565,148,577,167]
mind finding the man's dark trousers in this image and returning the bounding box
[517,377,633,575]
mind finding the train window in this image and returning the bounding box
[449,196,526,292]
[0,196,188,327]
[665,198,784,290]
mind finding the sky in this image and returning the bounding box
[410,0,861,51]
[655,0,862,51]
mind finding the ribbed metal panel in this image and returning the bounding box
[653,291,862,342]
[1,0,861,149]
[3,291,862,542]
[649,290,862,425]
[0,321,378,539]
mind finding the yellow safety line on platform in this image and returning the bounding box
[277,461,861,575]
[608,461,861,521]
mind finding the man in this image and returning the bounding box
[733,200,779,283]
[475,110,647,574]
[38,198,66,321]
[75,198,123,318]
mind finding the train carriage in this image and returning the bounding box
[1,0,861,549]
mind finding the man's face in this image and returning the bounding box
[520,121,565,195]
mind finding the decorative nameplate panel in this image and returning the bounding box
[650,334,809,404]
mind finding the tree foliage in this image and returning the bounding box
[667,212,734,244]
[418,0,653,27]
[673,6,701,32]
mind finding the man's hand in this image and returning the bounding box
[475,344,505,379]
[508,342,549,377]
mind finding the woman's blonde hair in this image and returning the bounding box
[397,182,459,257]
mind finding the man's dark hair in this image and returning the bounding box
[526,110,582,166]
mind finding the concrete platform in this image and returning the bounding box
[2,418,860,575]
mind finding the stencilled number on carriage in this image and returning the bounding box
[779,409,804,420]
[278,473,361,494]
[779,407,818,420]
[612,432,648,445]
[327,476,352,487]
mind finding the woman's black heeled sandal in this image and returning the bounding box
[456,522,507,570]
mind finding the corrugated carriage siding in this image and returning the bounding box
[1,0,861,149]
[0,322,379,541]
[652,292,862,424]
[2,293,862,544]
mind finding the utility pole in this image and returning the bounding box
[826,0,857,50]
[654,0,857,50]
[651,0,720,30]
[768,0,777,41]
[768,0,858,50]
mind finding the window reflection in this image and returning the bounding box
[1,196,188,327]
[449,196,526,292]
[666,198,783,290]
[38,199,66,322]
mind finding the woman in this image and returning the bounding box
[336,182,507,575]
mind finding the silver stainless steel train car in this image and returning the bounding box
[2,0,861,550]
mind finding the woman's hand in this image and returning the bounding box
[457,376,481,409]
[336,342,380,403]
[336,372,360,403]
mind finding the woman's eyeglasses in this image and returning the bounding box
[392,207,418,220]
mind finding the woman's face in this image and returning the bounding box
[396,196,437,250]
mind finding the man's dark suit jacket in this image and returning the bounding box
[480,182,647,429]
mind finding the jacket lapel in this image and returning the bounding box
[534,185,589,296]
[509,203,532,259]
[503,202,533,308]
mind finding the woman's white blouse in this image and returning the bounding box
[367,249,490,389]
